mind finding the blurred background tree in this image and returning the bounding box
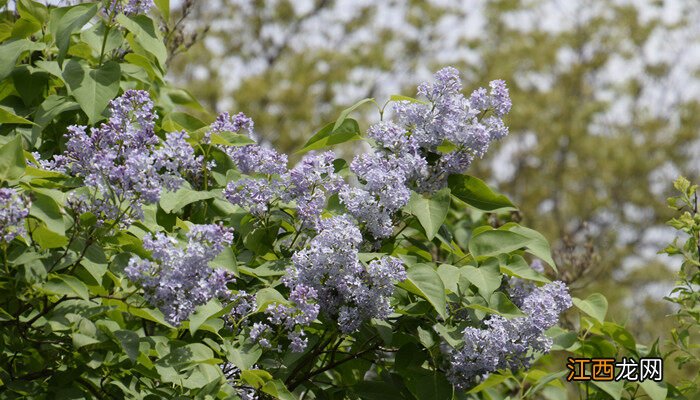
[169,0,700,379]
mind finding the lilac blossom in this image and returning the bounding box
[44,90,200,227]
[284,215,406,333]
[282,151,343,226]
[0,188,30,243]
[106,0,153,16]
[125,224,234,325]
[446,281,572,388]
[224,177,280,216]
[210,112,287,175]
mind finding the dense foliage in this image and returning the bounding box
[0,1,692,399]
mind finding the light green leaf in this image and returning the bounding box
[591,380,624,400]
[498,254,550,283]
[448,174,516,212]
[261,380,296,400]
[44,274,90,300]
[48,3,98,65]
[29,191,65,235]
[0,39,45,80]
[240,369,272,389]
[399,263,447,319]
[161,111,207,132]
[72,332,100,348]
[0,135,26,181]
[154,0,170,22]
[255,288,287,312]
[389,94,428,104]
[32,224,68,248]
[62,59,121,124]
[501,223,557,271]
[573,293,608,324]
[189,299,224,335]
[468,373,512,393]
[333,97,375,131]
[639,380,667,400]
[461,261,502,298]
[299,118,361,153]
[0,108,33,125]
[116,14,168,69]
[468,229,532,259]
[159,187,215,213]
[406,188,451,240]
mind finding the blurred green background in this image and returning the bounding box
[166,0,700,381]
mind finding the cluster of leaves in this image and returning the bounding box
[662,177,700,394]
[0,1,688,399]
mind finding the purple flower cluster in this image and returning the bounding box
[45,90,200,226]
[106,0,153,16]
[282,151,343,226]
[284,215,406,333]
[211,112,287,175]
[125,224,234,325]
[0,188,30,243]
[446,281,572,388]
[340,68,511,237]
[261,284,320,352]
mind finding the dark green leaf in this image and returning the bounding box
[448,174,516,212]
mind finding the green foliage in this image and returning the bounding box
[0,1,693,399]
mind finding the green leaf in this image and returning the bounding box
[639,380,667,400]
[127,306,174,328]
[333,97,375,131]
[32,224,68,248]
[0,135,26,181]
[448,174,516,212]
[406,188,451,240]
[154,0,170,22]
[159,187,215,213]
[573,293,608,324]
[399,263,447,319]
[261,380,296,400]
[114,330,140,362]
[210,132,256,147]
[226,341,262,371]
[48,3,98,65]
[29,191,65,235]
[461,261,502,298]
[161,111,207,132]
[405,372,453,400]
[116,14,168,69]
[0,39,45,80]
[62,59,121,124]
[72,332,100,348]
[299,118,361,153]
[501,224,557,271]
[0,108,33,125]
[240,369,272,389]
[255,288,287,312]
[44,274,90,300]
[389,94,428,104]
[189,299,223,335]
[591,380,624,400]
[468,373,511,393]
[498,254,550,283]
[468,229,532,259]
